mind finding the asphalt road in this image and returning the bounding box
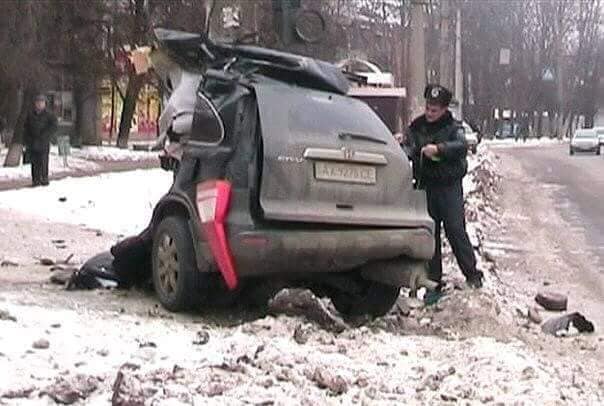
[496,142,604,271]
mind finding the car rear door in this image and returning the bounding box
[254,83,431,228]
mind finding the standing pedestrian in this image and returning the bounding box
[24,94,57,187]
[403,84,484,296]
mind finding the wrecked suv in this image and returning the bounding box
[141,29,435,317]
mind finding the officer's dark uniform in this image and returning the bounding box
[24,99,57,186]
[404,85,483,288]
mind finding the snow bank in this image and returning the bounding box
[0,145,158,183]
[70,146,158,162]
[0,169,172,236]
[485,138,566,149]
[0,150,99,182]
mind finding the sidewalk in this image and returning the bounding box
[0,146,160,191]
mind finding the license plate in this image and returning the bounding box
[314,161,376,184]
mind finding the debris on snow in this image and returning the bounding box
[293,323,312,344]
[541,312,595,336]
[32,338,50,350]
[0,259,18,267]
[535,291,568,311]
[40,375,100,405]
[193,330,210,346]
[309,366,348,394]
[39,258,55,266]
[528,307,543,324]
[112,369,145,406]
[1,386,35,399]
[268,289,348,333]
[0,309,17,322]
[50,270,74,286]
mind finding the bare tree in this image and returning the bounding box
[0,1,52,166]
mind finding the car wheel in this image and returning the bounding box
[569,148,574,155]
[152,216,207,312]
[329,281,400,318]
[597,148,601,156]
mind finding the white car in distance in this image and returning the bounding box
[570,129,600,156]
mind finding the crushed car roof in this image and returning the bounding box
[154,28,350,95]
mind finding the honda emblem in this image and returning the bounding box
[341,147,355,160]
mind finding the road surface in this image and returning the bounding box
[492,142,604,343]
[495,143,604,271]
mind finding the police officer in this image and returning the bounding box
[403,84,484,290]
[24,94,57,187]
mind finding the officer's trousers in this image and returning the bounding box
[425,181,477,282]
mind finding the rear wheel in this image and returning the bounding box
[152,216,208,312]
[569,147,575,155]
[596,148,601,156]
[329,281,400,318]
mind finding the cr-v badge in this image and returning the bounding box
[277,155,305,163]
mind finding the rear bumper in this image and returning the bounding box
[571,145,599,152]
[229,227,434,276]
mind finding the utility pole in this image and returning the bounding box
[408,0,427,121]
[555,12,564,138]
[454,6,463,119]
[439,0,451,89]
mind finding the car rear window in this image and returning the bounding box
[576,130,596,138]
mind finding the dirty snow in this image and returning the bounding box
[0,169,172,236]
[0,298,600,405]
[0,148,602,404]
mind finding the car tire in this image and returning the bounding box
[569,148,574,155]
[152,216,208,312]
[597,148,601,156]
[329,281,400,318]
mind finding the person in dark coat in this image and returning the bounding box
[24,94,57,186]
[403,84,484,293]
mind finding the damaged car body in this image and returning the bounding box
[96,28,436,317]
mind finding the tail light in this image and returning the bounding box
[196,180,238,290]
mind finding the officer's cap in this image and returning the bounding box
[424,84,452,106]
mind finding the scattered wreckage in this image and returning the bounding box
[73,28,437,317]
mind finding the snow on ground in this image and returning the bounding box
[0,149,99,182]
[485,137,567,149]
[70,146,158,162]
[0,148,602,404]
[0,299,601,405]
[0,145,157,183]
[0,169,172,236]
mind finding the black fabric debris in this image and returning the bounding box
[541,312,595,336]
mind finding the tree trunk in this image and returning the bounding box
[438,0,451,89]
[74,75,101,147]
[109,82,116,140]
[408,1,427,121]
[3,86,35,167]
[536,111,543,138]
[116,73,144,149]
